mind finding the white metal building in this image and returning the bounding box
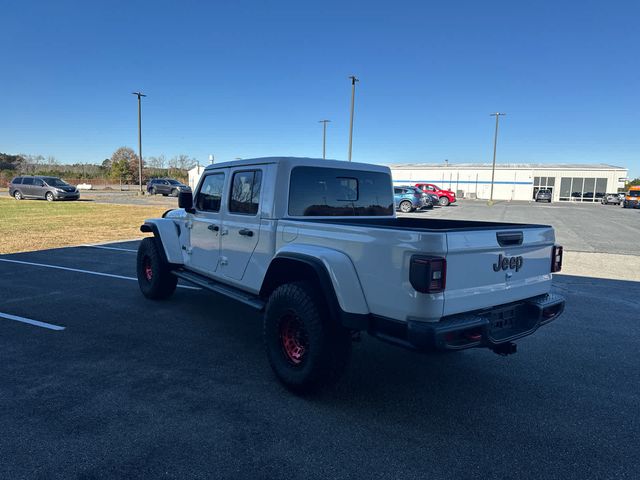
[389,163,628,202]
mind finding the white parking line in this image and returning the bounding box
[82,245,137,253]
[0,311,65,331]
[0,258,200,290]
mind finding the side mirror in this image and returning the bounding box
[178,191,195,213]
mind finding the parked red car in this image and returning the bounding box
[415,183,456,206]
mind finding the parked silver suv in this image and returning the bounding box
[9,176,80,201]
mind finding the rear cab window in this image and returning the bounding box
[288,166,393,216]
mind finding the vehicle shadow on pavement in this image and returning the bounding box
[310,273,639,401]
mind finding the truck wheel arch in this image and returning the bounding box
[260,253,370,330]
[140,220,183,265]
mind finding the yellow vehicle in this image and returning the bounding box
[623,185,640,208]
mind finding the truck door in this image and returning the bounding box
[187,171,226,277]
[219,168,262,280]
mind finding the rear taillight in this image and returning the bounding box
[410,256,446,293]
[551,245,563,273]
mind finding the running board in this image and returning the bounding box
[171,269,265,311]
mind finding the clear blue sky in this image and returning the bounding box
[2,0,639,177]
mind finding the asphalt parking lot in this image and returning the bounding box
[1,238,639,479]
[401,199,640,256]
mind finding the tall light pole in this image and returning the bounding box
[488,112,506,205]
[347,75,359,162]
[318,120,330,159]
[132,91,146,193]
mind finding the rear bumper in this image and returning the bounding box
[368,294,565,352]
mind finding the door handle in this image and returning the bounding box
[238,228,254,237]
[208,224,219,232]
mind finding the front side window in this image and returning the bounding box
[34,179,45,186]
[288,167,394,216]
[196,173,225,212]
[229,170,262,215]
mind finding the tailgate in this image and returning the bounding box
[443,227,555,316]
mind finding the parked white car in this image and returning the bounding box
[137,157,565,392]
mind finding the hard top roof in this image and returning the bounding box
[204,157,390,173]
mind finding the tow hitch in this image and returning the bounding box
[491,342,517,356]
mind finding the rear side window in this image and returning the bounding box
[229,170,262,215]
[196,173,225,212]
[11,177,23,184]
[288,167,394,216]
[22,177,34,185]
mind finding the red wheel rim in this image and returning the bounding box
[144,257,153,281]
[279,313,308,365]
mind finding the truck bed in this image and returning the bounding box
[293,217,550,232]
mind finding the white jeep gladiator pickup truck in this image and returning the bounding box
[136,157,565,392]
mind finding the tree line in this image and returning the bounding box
[0,148,198,187]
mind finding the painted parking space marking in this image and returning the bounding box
[0,258,200,290]
[0,311,65,331]
[82,245,138,253]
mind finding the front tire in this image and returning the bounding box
[170,189,178,197]
[439,196,450,206]
[264,282,352,393]
[45,192,55,202]
[399,200,413,213]
[136,237,178,300]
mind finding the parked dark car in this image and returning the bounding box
[9,176,79,201]
[535,188,552,203]
[601,193,622,205]
[147,178,191,197]
[394,186,433,212]
[424,192,440,206]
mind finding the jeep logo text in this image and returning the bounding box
[493,254,523,272]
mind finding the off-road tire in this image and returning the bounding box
[439,196,450,206]
[136,237,178,300]
[399,201,413,213]
[264,282,352,393]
